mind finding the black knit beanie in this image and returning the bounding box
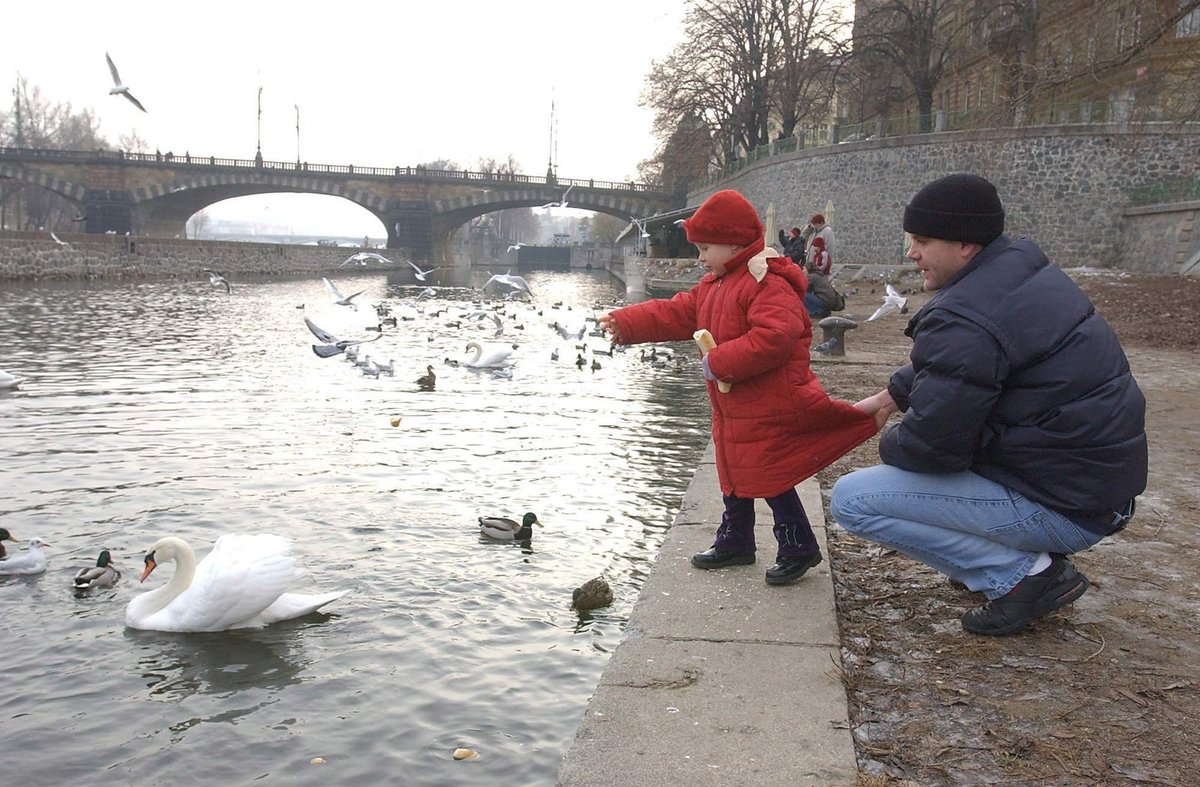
[903,174,1004,245]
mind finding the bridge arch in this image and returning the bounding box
[430,187,655,242]
[0,162,87,207]
[132,172,390,238]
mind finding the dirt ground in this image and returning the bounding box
[811,269,1200,786]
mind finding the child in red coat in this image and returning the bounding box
[599,190,877,585]
[809,236,832,276]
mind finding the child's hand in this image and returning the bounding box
[598,313,623,343]
[701,356,718,382]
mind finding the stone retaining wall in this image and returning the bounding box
[0,233,389,282]
[694,123,1200,272]
[1118,200,1200,275]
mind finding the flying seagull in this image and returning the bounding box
[324,277,366,310]
[867,284,909,322]
[402,258,437,282]
[539,185,574,209]
[506,243,524,254]
[340,251,393,267]
[106,53,147,113]
[304,317,382,358]
[630,217,651,238]
[484,272,533,297]
[50,231,71,248]
[204,269,231,294]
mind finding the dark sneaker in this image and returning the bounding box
[961,556,1090,636]
[691,546,755,570]
[765,550,823,585]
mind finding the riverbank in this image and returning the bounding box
[556,458,857,786]
[0,232,393,281]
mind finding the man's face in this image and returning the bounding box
[906,235,975,291]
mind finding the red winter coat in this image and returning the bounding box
[610,241,877,498]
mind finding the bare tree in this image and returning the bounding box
[770,0,851,139]
[852,0,960,131]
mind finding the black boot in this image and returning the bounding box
[764,550,823,585]
[691,546,755,570]
[961,556,1089,636]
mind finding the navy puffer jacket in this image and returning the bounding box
[882,235,1147,534]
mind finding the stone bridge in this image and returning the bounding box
[0,148,673,262]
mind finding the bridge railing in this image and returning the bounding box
[0,146,663,195]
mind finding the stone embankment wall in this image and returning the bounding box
[695,123,1200,274]
[0,232,370,282]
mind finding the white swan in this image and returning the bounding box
[0,538,49,575]
[464,341,516,369]
[0,369,26,390]
[125,535,349,632]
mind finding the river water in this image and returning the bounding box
[0,266,711,786]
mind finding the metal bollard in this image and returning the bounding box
[814,315,858,357]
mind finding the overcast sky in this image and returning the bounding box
[4,1,686,235]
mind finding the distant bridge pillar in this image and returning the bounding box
[387,201,433,262]
[84,189,134,236]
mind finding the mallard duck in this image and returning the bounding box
[0,537,49,575]
[572,576,614,611]
[73,549,121,590]
[479,512,540,541]
[416,365,436,388]
[0,527,17,559]
[125,534,349,632]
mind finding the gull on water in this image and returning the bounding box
[204,269,231,294]
[324,277,366,310]
[106,53,147,112]
[304,317,382,358]
[867,283,909,322]
[0,369,27,390]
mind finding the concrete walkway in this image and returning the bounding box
[557,448,857,786]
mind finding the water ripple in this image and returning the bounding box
[0,269,710,785]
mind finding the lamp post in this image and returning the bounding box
[254,86,263,167]
[295,104,301,166]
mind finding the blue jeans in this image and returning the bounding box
[804,292,830,318]
[830,465,1104,599]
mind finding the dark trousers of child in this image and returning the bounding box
[712,488,820,560]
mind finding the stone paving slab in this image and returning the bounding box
[557,448,857,786]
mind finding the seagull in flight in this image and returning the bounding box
[340,251,393,267]
[867,284,909,322]
[402,259,437,281]
[506,243,524,254]
[484,271,533,297]
[204,269,231,294]
[106,53,147,113]
[324,277,366,310]
[539,185,574,209]
[630,217,651,238]
[304,317,382,358]
[50,231,71,248]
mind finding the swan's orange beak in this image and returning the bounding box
[140,555,158,583]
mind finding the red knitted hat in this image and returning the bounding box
[811,236,825,248]
[684,190,763,246]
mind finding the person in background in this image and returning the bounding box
[809,235,832,276]
[777,226,806,264]
[831,173,1147,636]
[599,189,877,586]
[805,212,834,269]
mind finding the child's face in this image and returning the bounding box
[697,243,740,277]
